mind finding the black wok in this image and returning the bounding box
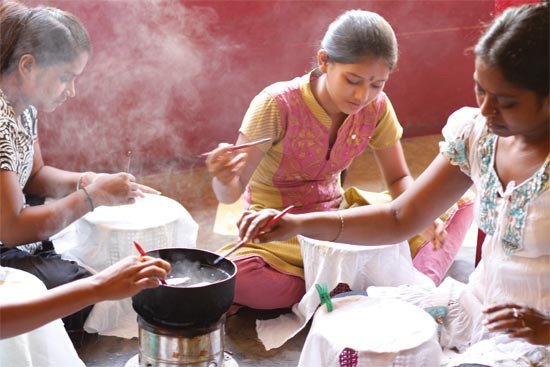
[132,248,236,327]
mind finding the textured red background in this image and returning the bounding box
[25,1,526,173]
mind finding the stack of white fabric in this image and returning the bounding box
[0,267,85,367]
[56,194,198,270]
[298,296,441,366]
[52,194,199,338]
[256,236,434,350]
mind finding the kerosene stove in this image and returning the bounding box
[126,248,239,367]
[125,314,237,367]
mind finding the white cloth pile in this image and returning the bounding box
[52,194,199,338]
[256,236,434,350]
[0,267,85,367]
[298,296,441,366]
[55,194,198,270]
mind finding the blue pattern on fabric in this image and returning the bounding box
[476,128,550,255]
[441,135,470,173]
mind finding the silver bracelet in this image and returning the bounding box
[332,211,344,242]
[81,187,95,212]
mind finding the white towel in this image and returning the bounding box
[51,194,199,339]
[256,236,434,350]
[0,267,86,367]
[298,296,440,367]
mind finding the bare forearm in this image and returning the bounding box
[386,174,414,199]
[297,161,472,245]
[212,176,245,204]
[0,189,91,246]
[244,155,473,246]
[0,277,99,339]
[25,166,80,198]
[296,203,419,245]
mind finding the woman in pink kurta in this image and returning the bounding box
[207,10,472,311]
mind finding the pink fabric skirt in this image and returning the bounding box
[231,256,305,311]
[413,201,474,285]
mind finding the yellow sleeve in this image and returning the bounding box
[239,91,281,153]
[368,96,403,150]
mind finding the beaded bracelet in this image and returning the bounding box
[332,211,344,242]
[81,187,95,212]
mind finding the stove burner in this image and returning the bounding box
[139,314,224,338]
[135,315,233,367]
[124,352,239,367]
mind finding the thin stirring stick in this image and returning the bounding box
[200,137,272,157]
[126,150,132,173]
[212,205,295,265]
[133,241,166,285]
[212,238,246,266]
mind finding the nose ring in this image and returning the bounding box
[485,108,497,118]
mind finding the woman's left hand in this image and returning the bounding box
[483,304,550,345]
[82,172,160,196]
[420,218,447,250]
[130,182,161,196]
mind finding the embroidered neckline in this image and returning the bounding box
[477,127,550,255]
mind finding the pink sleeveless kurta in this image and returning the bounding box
[221,75,387,278]
[244,76,384,214]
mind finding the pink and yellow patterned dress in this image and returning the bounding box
[218,70,402,280]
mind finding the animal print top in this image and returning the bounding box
[0,88,42,253]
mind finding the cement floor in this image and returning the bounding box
[74,134,477,366]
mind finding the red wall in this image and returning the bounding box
[30,0,496,174]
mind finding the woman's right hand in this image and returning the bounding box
[237,208,299,243]
[90,255,171,301]
[205,143,248,185]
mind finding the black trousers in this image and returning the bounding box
[1,241,93,331]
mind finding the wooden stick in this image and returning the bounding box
[200,137,272,157]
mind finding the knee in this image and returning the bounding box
[232,257,305,309]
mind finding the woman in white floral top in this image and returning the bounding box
[236,3,549,366]
[0,2,158,332]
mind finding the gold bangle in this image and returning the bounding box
[332,211,344,242]
[81,187,95,212]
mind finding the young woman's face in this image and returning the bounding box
[320,54,390,115]
[474,57,549,139]
[25,51,89,112]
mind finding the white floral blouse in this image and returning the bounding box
[439,107,549,364]
[441,107,549,305]
[368,107,549,366]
